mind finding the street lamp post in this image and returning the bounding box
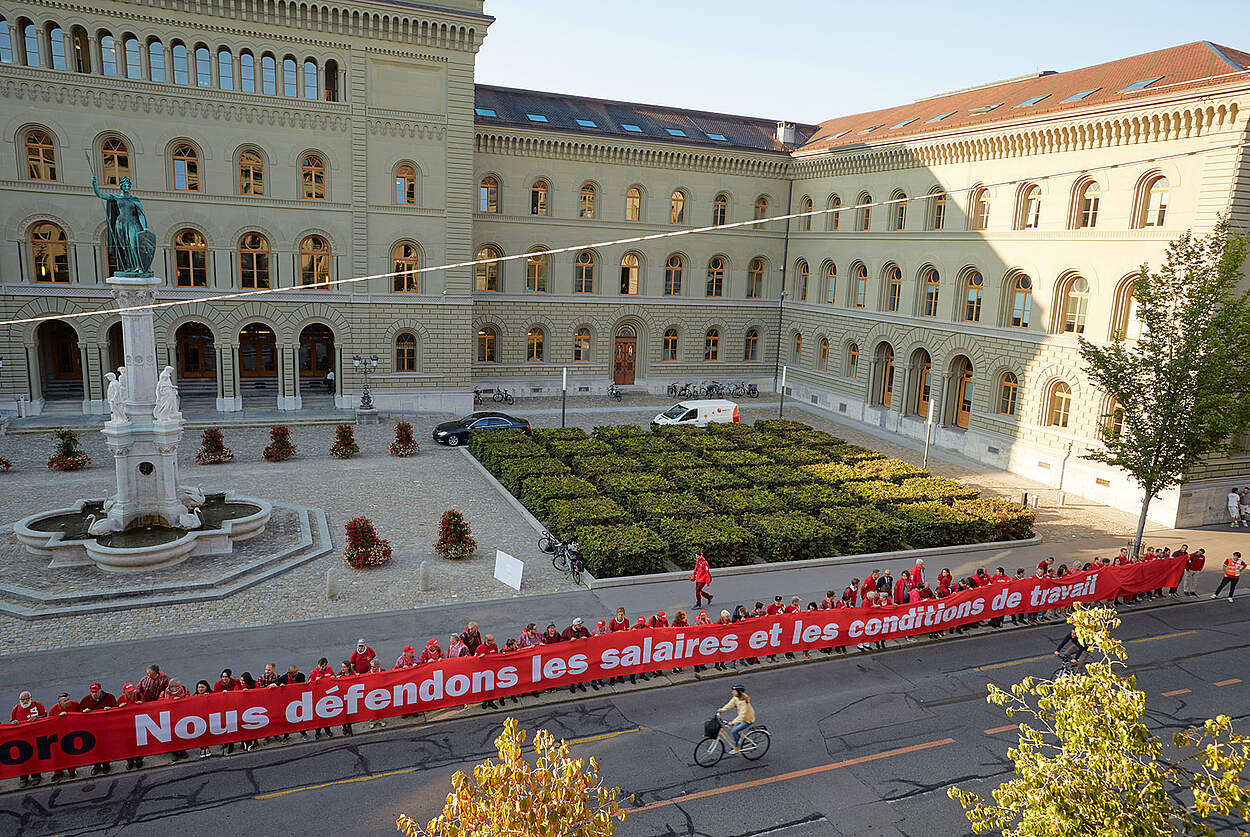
[352,353,379,413]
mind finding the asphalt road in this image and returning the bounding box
[4,598,1247,837]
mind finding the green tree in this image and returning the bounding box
[948,604,1250,836]
[1078,219,1250,552]
[397,718,629,837]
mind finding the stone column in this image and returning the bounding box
[23,342,44,415]
[217,342,242,412]
[279,343,299,410]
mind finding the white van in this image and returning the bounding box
[652,399,740,428]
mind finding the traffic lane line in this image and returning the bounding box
[984,724,1019,735]
[253,726,644,800]
[974,630,1197,671]
[1162,689,1191,697]
[632,738,954,813]
[1215,678,1241,687]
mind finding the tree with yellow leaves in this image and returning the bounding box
[949,603,1250,836]
[397,718,630,837]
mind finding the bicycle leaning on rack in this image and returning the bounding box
[538,530,586,586]
[492,388,515,405]
[694,716,771,766]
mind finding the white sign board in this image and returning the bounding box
[494,549,524,591]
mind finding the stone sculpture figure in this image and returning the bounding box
[105,372,128,424]
[88,152,156,276]
[153,366,182,423]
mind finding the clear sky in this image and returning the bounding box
[475,0,1247,125]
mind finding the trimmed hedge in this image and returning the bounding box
[546,438,614,461]
[657,515,758,569]
[772,483,856,513]
[575,523,667,578]
[532,428,588,444]
[828,444,887,464]
[956,497,1036,541]
[468,428,529,453]
[903,476,981,503]
[520,474,598,517]
[598,472,676,502]
[821,506,909,554]
[609,436,678,457]
[716,487,785,516]
[736,464,814,487]
[635,450,707,470]
[498,456,569,494]
[592,424,649,440]
[854,457,930,484]
[546,497,630,539]
[768,446,834,467]
[803,461,876,485]
[897,501,992,549]
[753,419,812,434]
[622,491,712,524]
[842,478,930,507]
[707,449,773,469]
[477,441,547,473]
[667,468,750,494]
[675,435,739,453]
[571,454,644,479]
[745,511,836,562]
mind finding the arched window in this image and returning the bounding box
[889,191,906,231]
[847,343,859,378]
[47,25,66,70]
[1010,274,1033,328]
[194,45,210,86]
[123,36,141,78]
[748,258,766,299]
[578,183,596,219]
[884,265,901,313]
[825,263,836,304]
[22,21,39,66]
[744,328,759,362]
[793,259,807,301]
[921,268,940,317]
[1047,381,1072,428]
[625,186,642,221]
[217,48,233,89]
[704,329,720,362]
[792,332,803,366]
[479,175,499,213]
[664,254,683,296]
[475,245,500,292]
[619,253,640,295]
[301,154,326,199]
[800,196,813,231]
[574,250,594,293]
[172,142,199,191]
[827,194,841,231]
[666,189,685,224]
[969,187,991,230]
[526,249,547,292]
[69,27,90,72]
[963,271,983,322]
[302,58,317,99]
[662,328,678,361]
[818,338,829,371]
[171,42,189,84]
[476,326,497,363]
[1137,175,1169,228]
[927,188,946,230]
[1113,280,1146,341]
[323,59,338,101]
[0,18,14,64]
[1018,184,1041,229]
[238,149,264,195]
[239,50,254,92]
[395,332,417,372]
[30,222,69,283]
[853,264,868,308]
[25,130,56,181]
[1075,180,1100,228]
[101,33,119,76]
[395,164,416,205]
[100,137,130,185]
[148,39,165,81]
[530,179,548,216]
[998,372,1018,417]
[706,256,725,297]
[953,358,974,428]
[392,242,420,292]
[299,234,330,286]
[173,229,207,287]
[712,193,728,226]
[282,56,297,96]
[260,53,276,94]
[527,327,545,362]
[856,193,872,231]
[1102,397,1124,439]
[753,195,768,229]
[238,232,270,289]
[1059,276,1090,334]
[573,328,591,362]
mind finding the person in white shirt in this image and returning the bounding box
[1229,488,1243,528]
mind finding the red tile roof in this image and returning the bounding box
[797,41,1250,155]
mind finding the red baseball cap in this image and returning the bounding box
[635,616,646,625]
[89,682,102,691]
[123,682,136,691]
[403,645,415,653]
[597,620,606,627]
[657,611,666,618]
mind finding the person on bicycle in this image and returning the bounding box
[718,685,755,753]
[1054,629,1086,663]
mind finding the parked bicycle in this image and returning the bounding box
[607,384,622,401]
[473,388,484,405]
[492,388,515,405]
[540,531,586,586]
[694,717,770,767]
[666,382,680,397]
[745,383,760,398]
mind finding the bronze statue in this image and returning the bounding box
[87,151,156,276]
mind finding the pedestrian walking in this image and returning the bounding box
[1228,487,1243,528]
[690,550,713,608]
[1212,552,1245,601]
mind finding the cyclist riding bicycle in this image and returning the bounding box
[717,685,755,753]
[1054,628,1086,663]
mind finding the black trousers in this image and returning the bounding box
[1213,576,1239,598]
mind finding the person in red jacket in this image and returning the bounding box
[79,682,117,775]
[690,551,713,608]
[649,611,669,628]
[11,691,46,787]
[1182,548,1204,597]
[608,607,630,632]
[475,636,502,708]
[45,694,81,781]
[912,558,926,588]
[418,638,444,664]
[115,684,145,768]
[629,617,652,683]
[894,569,911,604]
[213,669,240,692]
[859,571,880,604]
[350,639,376,674]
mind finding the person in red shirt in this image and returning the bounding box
[11,691,46,787]
[45,694,81,781]
[114,684,145,768]
[690,551,713,609]
[912,558,926,588]
[350,639,376,674]
[991,567,1011,584]
[766,596,784,616]
[629,617,652,683]
[1182,548,1205,596]
[649,611,669,628]
[894,570,911,604]
[79,682,117,775]
[213,669,240,692]
[783,597,801,615]
[608,607,629,632]
[859,571,880,604]
[474,636,502,709]
[308,657,334,682]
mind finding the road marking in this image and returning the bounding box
[1128,630,1196,644]
[633,738,954,813]
[975,630,1197,671]
[984,724,1019,735]
[254,726,643,800]
[1162,689,1191,697]
[1215,679,1241,687]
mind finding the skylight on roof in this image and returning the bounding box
[970,103,1002,114]
[525,113,549,122]
[575,118,598,128]
[1119,76,1162,92]
[474,107,497,117]
[1014,94,1051,108]
[1062,88,1100,102]
[621,123,643,132]
[858,124,884,135]
[706,132,728,141]
[891,118,917,129]
[927,110,957,123]
[829,130,851,140]
[665,128,687,137]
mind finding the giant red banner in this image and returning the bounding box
[1,556,1184,778]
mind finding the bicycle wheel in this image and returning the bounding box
[740,728,770,761]
[538,535,556,554]
[693,737,724,767]
[492,391,503,402]
[570,567,582,586]
[1052,664,1071,679]
[552,551,570,572]
[505,393,515,405]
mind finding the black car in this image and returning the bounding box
[432,411,532,446]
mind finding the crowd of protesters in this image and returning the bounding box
[8,545,1242,788]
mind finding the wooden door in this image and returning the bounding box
[955,361,974,429]
[613,336,636,385]
[238,323,277,378]
[298,324,334,377]
[176,323,216,378]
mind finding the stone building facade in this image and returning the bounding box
[0,1,1248,525]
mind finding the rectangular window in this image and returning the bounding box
[1014,95,1050,108]
[621,123,643,133]
[474,107,497,117]
[525,113,548,122]
[891,117,917,128]
[706,132,728,141]
[665,128,686,137]
[1119,77,1162,93]
[970,103,1001,114]
[927,110,957,122]
[1061,88,1100,102]
[526,254,547,292]
[575,118,597,128]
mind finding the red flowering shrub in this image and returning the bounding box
[434,509,477,560]
[47,428,90,471]
[344,516,392,569]
[389,422,420,457]
[262,425,296,462]
[329,423,360,459]
[196,427,235,464]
